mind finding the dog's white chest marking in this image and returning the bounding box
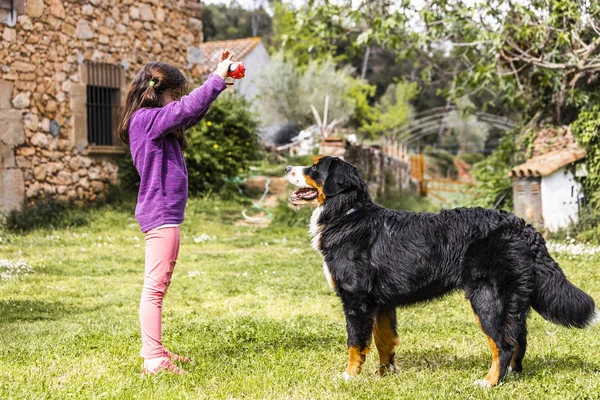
[309,206,323,252]
[310,207,334,290]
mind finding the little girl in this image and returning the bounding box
[117,50,235,375]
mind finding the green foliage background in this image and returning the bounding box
[185,93,262,195]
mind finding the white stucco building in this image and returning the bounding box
[190,37,269,102]
[511,147,586,232]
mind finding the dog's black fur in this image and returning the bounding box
[286,156,597,386]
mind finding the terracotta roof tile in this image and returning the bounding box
[510,126,586,177]
[510,148,586,177]
[194,37,261,74]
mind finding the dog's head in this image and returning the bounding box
[285,156,367,207]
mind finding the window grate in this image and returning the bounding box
[85,61,122,146]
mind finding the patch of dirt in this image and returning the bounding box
[236,176,291,227]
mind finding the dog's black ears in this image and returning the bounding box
[322,158,361,197]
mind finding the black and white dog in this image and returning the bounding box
[285,156,598,387]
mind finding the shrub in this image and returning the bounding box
[185,92,263,195]
[2,200,90,232]
[116,150,139,194]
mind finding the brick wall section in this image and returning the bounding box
[0,0,204,212]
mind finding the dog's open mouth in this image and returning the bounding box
[290,187,318,202]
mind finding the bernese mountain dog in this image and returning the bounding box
[285,156,598,387]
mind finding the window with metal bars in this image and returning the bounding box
[0,0,24,13]
[85,61,122,147]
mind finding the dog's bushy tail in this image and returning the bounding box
[527,229,598,328]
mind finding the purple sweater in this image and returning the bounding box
[129,74,227,232]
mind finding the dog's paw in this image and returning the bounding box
[473,379,493,389]
[508,365,522,374]
[342,372,353,381]
[375,364,398,377]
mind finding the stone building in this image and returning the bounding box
[0,0,206,213]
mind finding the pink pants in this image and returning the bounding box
[140,226,180,359]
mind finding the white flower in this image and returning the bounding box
[193,234,216,243]
[0,259,33,280]
[547,241,600,256]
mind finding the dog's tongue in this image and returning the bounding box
[291,188,317,200]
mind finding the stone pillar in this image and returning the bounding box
[0,80,25,213]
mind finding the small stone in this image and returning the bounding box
[69,157,80,171]
[76,19,94,40]
[61,80,72,92]
[88,166,101,180]
[189,18,202,32]
[15,155,30,169]
[41,118,50,132]
[24,113,39,131]
[26,181,41,197]
[82,4,94,16]
[46,100,58,112]
[57,170,71,185]
[91,181,104,193]
[25,0,44,18]
[105,16,115,28]
[138,4,154,21]
[156,7,165,22]
[18,15,34,31]
[3,27,16,42]
[44,183,56,195]
[12,92,30,108]
[12,61,36,73]
[19,147,36,157]
[30,132,49,147]
[50,0,65,19]
[34,164,47,180]
[129,7,139,20]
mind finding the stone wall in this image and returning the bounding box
[345,144,411,198]
[0,0,204,212]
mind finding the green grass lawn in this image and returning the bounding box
[1,198,600,399]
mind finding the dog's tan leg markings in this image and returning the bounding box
[484,336,501,386]
[473,313,501,387]
[345,346,370,378]
[373,310,400,376]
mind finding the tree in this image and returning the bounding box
[255,52,360,128]
[203,2,272,42]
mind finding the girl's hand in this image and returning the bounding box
[219,48,233,63]
[214,49,235,83]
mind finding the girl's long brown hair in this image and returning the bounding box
[117,62,188,149]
